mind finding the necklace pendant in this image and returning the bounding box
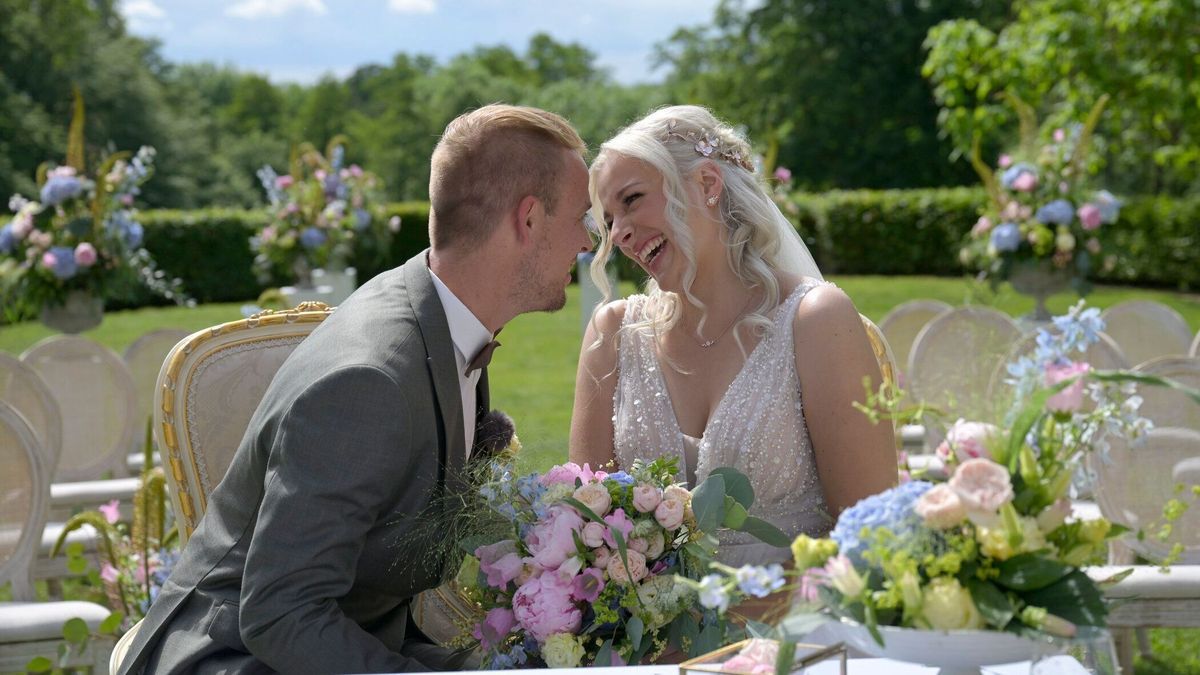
[699,339,717,348]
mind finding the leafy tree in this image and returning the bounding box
[225,74,285,135]
[923,0,1200,195]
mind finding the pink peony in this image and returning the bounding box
[654,497,685,530]
[601,508,634,549]
[472,607,516,650]
[1078,203,1102,231]
[476,540,523,589]
[935,419,999,463]
[74,242,97,267]
[571,567,605,602]
[99,499,121,524]
[915,484,967,529]
[580,521,606,548]
[631,483,662,513]
[512,572,582,642]
[1045,361,1092,413]
[949,458,1014,515]
[572,482,612,517]
[526,506,585,571]
[540,462,584,486]
[1013,172,1038,192]
[606,548,648,584]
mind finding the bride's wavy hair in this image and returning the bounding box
[586,105,792,360]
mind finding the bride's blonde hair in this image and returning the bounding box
[587,105,795,356]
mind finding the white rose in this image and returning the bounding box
[573,482,612,517]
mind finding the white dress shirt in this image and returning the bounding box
[429,269,493,456]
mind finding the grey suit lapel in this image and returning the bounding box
[402,254,467,491]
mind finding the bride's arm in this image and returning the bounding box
[568,300,626,469]
[793,285,898,516]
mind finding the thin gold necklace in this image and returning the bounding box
[694,292,757,348]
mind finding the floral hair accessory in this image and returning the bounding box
[662,120,755,172]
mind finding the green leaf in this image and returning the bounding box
[709,467,755,508]
[966,578,1015,628]
[738,515,791,548]
[561,496,604,523]
[1022,570,1108,627]
[65,541,85,558]
[691,473,726,533]
[25,656,53,673]
[746,619,773,638]
[62,617,89,645]
[775,640,796,675]
[696,620,722,654]
[722,498,748,529]
[99,612,124,635]
[1005,388,1055,471]
[680,615,701,656]
[775,612,830,641]
[864,603,884,646]
[593,639,613,667]
[1090,370,1200,406]
[626,615,644,651]
[67,555,89,574]
[996,553,1073,591]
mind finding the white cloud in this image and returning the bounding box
[387,0,436,13]
[122,0,166,19]
[226,0,328,19]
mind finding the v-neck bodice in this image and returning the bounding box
[612,283,834,565]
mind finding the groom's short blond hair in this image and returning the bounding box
[429,104,585,251]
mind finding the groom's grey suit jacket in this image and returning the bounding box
[118,252,480,674]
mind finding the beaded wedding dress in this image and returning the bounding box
[612,282,834,566]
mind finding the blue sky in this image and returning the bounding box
[119,0,728,84]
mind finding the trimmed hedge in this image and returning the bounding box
[121,191,1197,308]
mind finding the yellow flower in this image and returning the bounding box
[791,535,837,570]
[921,577,984,630]
[1078,518,1111,545]
[541,633,585,668]
[976,526,1015,561]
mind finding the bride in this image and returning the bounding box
[569,105,896,567]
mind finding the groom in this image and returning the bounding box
[118,104,594,674]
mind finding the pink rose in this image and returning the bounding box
[1078,203,1102,231]
[602,508,634,549]
[28,229,51,249]
[571,567,605,602]
[998,154,1013,169]
[915,484,967,529]
[11,213,32,238]
[1013,172,1038,192]
[1001,200,1021,220]
[1045,361,1092,413]
[655,497,685,530]
[935,419,999,464]
[472,607,516,650]
[74,242,97,267]
[98,499,121,524]
[476,540,523,589]
[592,546,612,570]
[581,521,606,548]
[526,506,585,571]
[540,462,584,487]
[971,216,993,236]
[773,166,792,183]
[100,563,120,584]
[722,638,779,675]
[572,482,612,517]
[1054,128,1066,143]
[643,530,666,559]
[40,251,57,269]
[949,458,1014,516]
[512,572,582,642]
[606,548,648,584]
[274,175,294,189]
[631,483,662,513]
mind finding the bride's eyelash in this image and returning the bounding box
[623,193,641,207]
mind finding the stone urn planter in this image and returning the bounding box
[40,290,104,333]
[1008,259,1074,322]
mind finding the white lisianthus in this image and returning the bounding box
[823,555,866,599]
[920,577,983,630]
[541,633,585,668]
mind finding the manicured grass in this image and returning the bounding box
[2,275,1198,672]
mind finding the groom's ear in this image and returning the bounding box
[513,194,542,245]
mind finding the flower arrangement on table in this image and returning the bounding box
[959,95,1120,297]
[253,137,396,288]
[456,457,790,669]
[0,95,186,323]
[694,302,1200,667]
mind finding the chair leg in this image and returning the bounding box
[45,578,64,600]
[1112,628,1136,675]
[1135,627,1152,660]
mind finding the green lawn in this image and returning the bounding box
[2,275,1199,673]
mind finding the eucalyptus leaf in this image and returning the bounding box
[691,473,726,533]
[696,621,722,654]
[627,615,644,651]
[594,639,613,667]
[746,619,774,638]
[738,515,791,548]
[722,499,748,529]
[776,612,831,641]
[709,467,755,508]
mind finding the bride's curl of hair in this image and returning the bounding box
[583,105,790,378]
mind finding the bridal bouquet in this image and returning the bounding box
[699,303,1199,653]
[459,457,788,669]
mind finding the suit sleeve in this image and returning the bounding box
[238,365,433,673]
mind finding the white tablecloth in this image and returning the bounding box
[452,658,1079,674]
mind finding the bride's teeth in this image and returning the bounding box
[638,236,664,264]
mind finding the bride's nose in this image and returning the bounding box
[610,216,634,247]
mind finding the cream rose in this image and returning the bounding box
[541,633,586,668]
[632,483,663,513]
[573,482,612,517]
[921,577,983,630]
[655,497,685,530]
[606,548,648,584]
[580,521,606,548]
[915,484,967,529]
[949,458,1014,515]
[643,530,666,559]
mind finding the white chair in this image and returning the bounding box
[1088,356,1200,671]
[1100,300,1193,367]
[907,307,1021,449]
[878,299,952,387]
[20,336,137,482]
[123,329,188,468]
[1190,331,1200,358]
[0,400,114,673]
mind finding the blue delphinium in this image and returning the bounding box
[830,480,933,565]
[1005,301,1105,407]
[256,165,284,205]
[0,223,13,254]
[1035,199,1075,226]
[990,222,1022,252]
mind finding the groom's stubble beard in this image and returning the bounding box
[515,233,568,314]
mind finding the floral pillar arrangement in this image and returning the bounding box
[252,137,395,306]
[959,95,1120,321]
[0,93,187,332]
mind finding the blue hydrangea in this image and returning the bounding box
[0,223,13,254]
[1036,199,1075,226]
[990,222,1021,252]
[1094,190,1121,224]
[45,246,78,280]
[40,175,83,206]
[830,481,933,565]
[353,208,371,230]
[331,145,345,170]
[605,471,635,487]
[124,221,144,249]
[1000,163,1037,190]
[299,227,327,249]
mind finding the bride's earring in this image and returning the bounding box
[706,194,719,207]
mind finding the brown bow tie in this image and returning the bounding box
[467,339,500,374]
